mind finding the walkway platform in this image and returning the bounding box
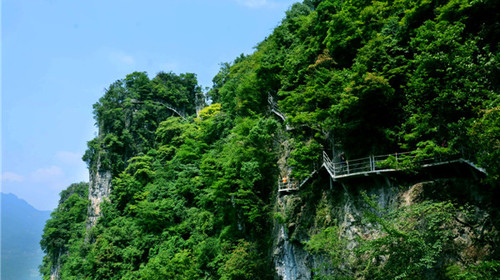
[278,151,486,193]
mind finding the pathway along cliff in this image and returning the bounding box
[40,0,500,278]
[270,95,497,280]
[272,154,495,280]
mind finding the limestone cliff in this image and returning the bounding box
[86,157,112,230]
[272,164,498,279]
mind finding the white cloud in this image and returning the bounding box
[31,166,64,182]
[109,50,135,65]
[2,172,24,182]
[56,151,82,165]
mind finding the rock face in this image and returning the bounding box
[274,224,311,280]
[50,252,61,280]
[272,165,496,279]
[273,177,398,280]
[86,157,112,230]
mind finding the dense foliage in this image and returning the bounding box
[306,191,500,279]
[42,0,499,279]
[40,183,89,278]
[42,70,280,279]
[209,0,500,182]
[83,71,204,175]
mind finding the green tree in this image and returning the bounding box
[40,183,89,279]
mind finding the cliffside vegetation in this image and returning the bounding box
[41,0,499,279]
[40,183,89,278]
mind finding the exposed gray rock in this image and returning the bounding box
[86,156,112,230]
[274,224,311,280]
[272,173,497,279]
[49,251,62,280]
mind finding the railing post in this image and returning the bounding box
[324,151,335,177]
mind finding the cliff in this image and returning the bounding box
[273,164,498,279]
[40,0,500,279]
[86,156,112,230]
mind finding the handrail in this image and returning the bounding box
[321,151,483,180]
[279,150,485,193]
[160,102,186,119]
[268,94,287,122]
[278,180,299,192]
[130,99,186,119]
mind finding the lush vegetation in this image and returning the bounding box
[41,71,280,279]
[41,0,499,279]
[40,183,89,278]
[306,191,500,279]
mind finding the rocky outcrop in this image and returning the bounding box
[50,261,60,280]
[49,250,63,280]
[274,224,311,280]
[273,177,398,280]
[86,156,112,230]
[272,165,497,279]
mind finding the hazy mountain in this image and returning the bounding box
[1,193,51,280]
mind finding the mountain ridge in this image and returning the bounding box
[1,192,51,280]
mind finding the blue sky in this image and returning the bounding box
[2,0,298,210]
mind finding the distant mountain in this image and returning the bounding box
[1,193,52,280]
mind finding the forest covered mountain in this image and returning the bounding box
[41,0,499,279]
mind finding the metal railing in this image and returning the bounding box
[268,94,287,122]
[322,151,461,179]
[279,150,485,193]
[278,180,299,192]
[278,169,319,192]
[130,99,186,119]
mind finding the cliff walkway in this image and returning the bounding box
[278,151,486,193]
[130,99,186,119]
[268,94,293,130]
[268,96,486,193]
[268,94,286,122]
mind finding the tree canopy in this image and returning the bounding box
[42,0,500,279]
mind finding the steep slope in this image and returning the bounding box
[40,0,500,279]
[273,165,499,279]
[39,183,89,280]
[1,193,51,280]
